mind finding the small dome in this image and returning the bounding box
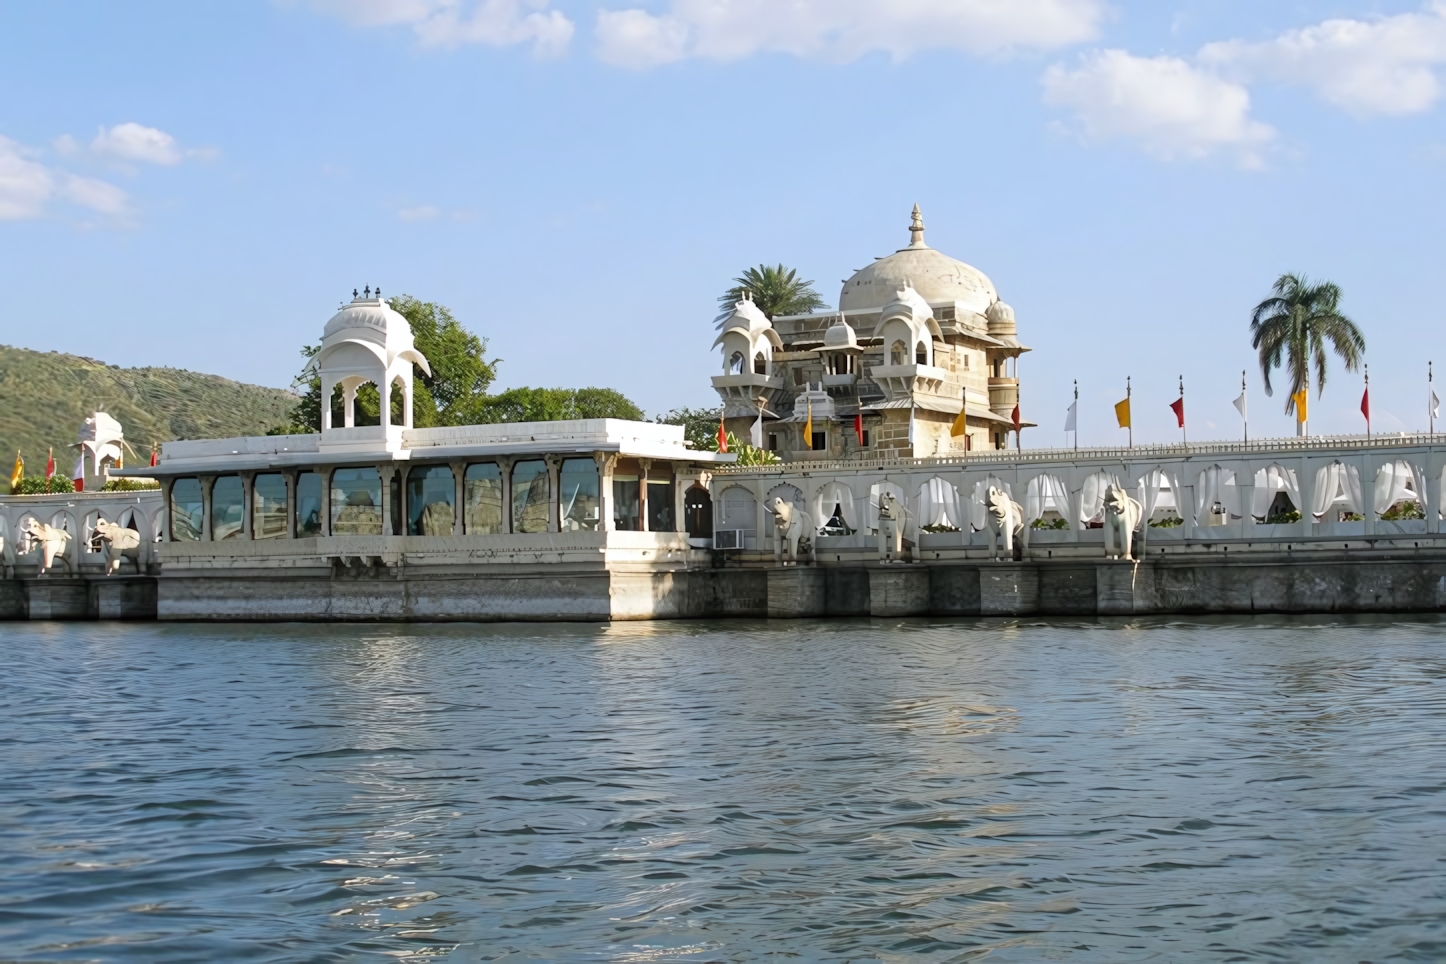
[320,290,430,375]
[838,206,998,314]
[717,294,772,333]
[986,301,1015,325]
[823,317,858,350]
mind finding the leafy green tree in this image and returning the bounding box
[475,387,645,424]
[656,405,723,450]
[1250,273,1366,414]
[709,430,778,466]
[715,264,828,326]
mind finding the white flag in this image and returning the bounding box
[750,412,763,448]
[907,407,916,445]
[1063,400,1077,433]
[1232,390,1247,421]
[1433,388,1441,420]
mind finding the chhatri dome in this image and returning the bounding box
[838,204,997,315]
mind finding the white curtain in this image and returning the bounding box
[1077,471,1120,525]
[1311,462,1363,518]
[1195,466,1239,524]
[1252,464,1301,519]
[969,476,1013,530]
[917,477,961,529]
[869,481,907,532]
[1136,469,1168,525]
[1373,460,1421,515]
[814,481,859,531]
[1025,475,1070,526]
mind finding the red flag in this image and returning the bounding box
[1011,404,1021,434]
[1361,385,1370,423]
[45,447,54,479]
[71,454,85,492]
[150,447,158,467]
[1169,396,1185,428]
[716,418,728,454]
[854,412,864,446]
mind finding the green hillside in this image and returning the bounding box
[0,344,298,469]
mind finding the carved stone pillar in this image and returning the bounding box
[496,456,515,533]
[379,464,397,536]
[200,476,215,542]
[544,455,562,533]
[594,452,618,532]
[319,466,332,538]
[284,471,297,539]
[160,478,174,542]
[639,458,652,532]
[1361,454,1376,535]
[449,460,466,536]
[241,472,255,540]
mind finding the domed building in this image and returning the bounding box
[712,206,1030,459]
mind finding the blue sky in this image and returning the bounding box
[1,0,1444,444]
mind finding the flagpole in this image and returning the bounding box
[1127,376,1132,449]
[1073,380,1078,452]
[1431,361,1436,435]
[1241,370,1248,443]
[1364,363,1371,439]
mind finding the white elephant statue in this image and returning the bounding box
[1102,483,1143,560]
[770,497,813,566]
[95,519,143,575]
[24,518,72,574]
[984,486,1025,562]
[877,491,905,562]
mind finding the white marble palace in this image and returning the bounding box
[713,206,1030,459]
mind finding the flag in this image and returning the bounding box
[750,412,762,448]
[1232,390,1247,420]
[8,451,21,491]
[907,407,916,446]
[1169,397,1185,428]
[1012,403,1021,435]
[1114,397,1131,429]
[1063,400,1077,433]
[950,407,967,437]
[716,417,728,453]
[803,398,813,448]
[1292,389,1309,423]
[855,412,865,446]
[150,446,159,467]
[1433,388,1441,421]
[45,447,54,479]
[1361,385,1370,423]
[71,454,85,492]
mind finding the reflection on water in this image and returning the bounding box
[3,617,1446,961]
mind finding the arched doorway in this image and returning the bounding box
[684,485,712,538]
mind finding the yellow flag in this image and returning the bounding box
[9,451,21,491]
[950,407,968,437]
[1114,397,1131,429]
[803,398,813,447]
[1292,389,1309,423]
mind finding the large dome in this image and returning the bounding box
[838,206,997,315]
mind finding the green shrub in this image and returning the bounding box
[11,475,75,495]
[103,478,160,491]
[1030,517,1069,530]
[1381,500,1424,521]
[1148,516,1183,528]
[1265,509,1302,524]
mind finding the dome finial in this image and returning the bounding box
[908,203,926,248]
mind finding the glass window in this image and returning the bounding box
[407,465,456,536]
[812,432,826,451]
[296,472,322,537]
[647,480,675,532]
[511,460,550,533]
[559,459,600,532]
[331,467,382,535]
[212,475,245,540]
[253,473,288,540]
[613,475,640,531]
[171,478,203,541]
[464,463,503,534]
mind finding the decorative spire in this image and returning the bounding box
[908,203,927,248]
[364,285,372,298]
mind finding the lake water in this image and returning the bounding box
[3,617,1446,962]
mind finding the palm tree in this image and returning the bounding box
[715,264,828,327]
[1250,273,1365,414]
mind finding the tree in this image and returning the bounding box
[655,405,722,450]
[1250,273,1365,414]
[715,264,828,326]
[474,387,645,424]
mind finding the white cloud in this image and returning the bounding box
[310,0,575,58]
[397,204,441,221]
[91,122,183,165]
[595,0,1105,69]
[1042,49,1275,164]
[0,135,129,221]
[1200,3,1446,116]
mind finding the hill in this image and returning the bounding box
[0,345,298,468]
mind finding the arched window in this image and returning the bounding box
[253,473,288,539]
[684,486,712,538]
[331,467,383,535]
[890,340,906,366]
[406,465,456,536]
[560,459,600,531]
[753,352,767,375]
[728,352,745,375]
[915,342,928,365]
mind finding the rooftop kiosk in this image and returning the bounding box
[126,291,734,621]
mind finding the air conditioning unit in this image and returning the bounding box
[713,529,745,550]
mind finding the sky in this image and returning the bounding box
[1,0,1444,445]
